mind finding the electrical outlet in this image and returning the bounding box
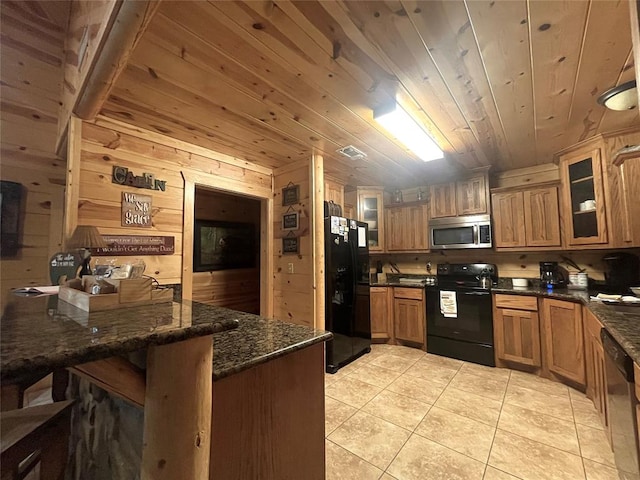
[287,263,294,274]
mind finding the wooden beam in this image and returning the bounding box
[68,357,146,408]
[260,196,274,318]
[74,1,162,121]
[141,335,213,480]
[181,175,195,301]
[64,116,82,243]
[629,0,640,111]
[312,153,325,330]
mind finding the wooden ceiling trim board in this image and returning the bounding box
[597,48,639,134]
[565,0,633,143]
[329,1,487,168]
[528,0,590,163]
[117,57,319,159]
[205,1,421,178]
[402,0,511,167]
[101,98,295,170]
[142,12,418,182]
[464,0,536,171]
[87,117,274,177]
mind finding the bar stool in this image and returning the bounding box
[1,400,74,480]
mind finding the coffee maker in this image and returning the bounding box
[540,261,566,289]
[602,252,640,293]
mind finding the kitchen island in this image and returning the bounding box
[1,295,331,480]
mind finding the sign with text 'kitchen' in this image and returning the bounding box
[121,192,152,227]
[91,235,175,256]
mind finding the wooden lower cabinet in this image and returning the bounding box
[393,288,425,347]
[370,287,393,343]
[493,294,541,369]
[583,308,608,430]
[494,307,541,367]
[541,299,585,387]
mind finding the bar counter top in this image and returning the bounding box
[1,295,332,385]
[0,295,240,384]
[212,313,331,380]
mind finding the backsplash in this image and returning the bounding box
[375,248,640,281]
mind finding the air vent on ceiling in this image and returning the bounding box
[336,145,367,160]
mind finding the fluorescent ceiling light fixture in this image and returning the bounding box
[374,103,444,162]
[597,80,637,111]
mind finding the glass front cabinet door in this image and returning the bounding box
[357,188,385,252]
[560,147,608,246]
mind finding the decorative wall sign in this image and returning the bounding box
[49,251,82,284]
[91,235,175,256]
[282,182,300,206]
[121,192,152,227]
[282,236,299,254]
[112,166,167,191]
[282,212,299,231]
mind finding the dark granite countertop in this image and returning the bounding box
[212,315,332,380]
[492,285,640,365]
[1,295,239,384]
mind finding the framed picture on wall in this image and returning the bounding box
[282,212,299,231]
[282,184,299,206]
[282,237,299,254]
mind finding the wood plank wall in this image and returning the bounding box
[74,117,272,286]
[0,2,69,306]
[192,189,261,313]
[273,161,314,327]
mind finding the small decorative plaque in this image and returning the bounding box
[121,192,152,227]
[91,235,175,256]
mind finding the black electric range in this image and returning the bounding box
[426,263,498,367]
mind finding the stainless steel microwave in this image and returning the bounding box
[429,214,492,249]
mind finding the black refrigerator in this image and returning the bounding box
[325,215,371,373]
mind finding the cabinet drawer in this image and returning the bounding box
[635,363,640,400]
[371,287,388,294]
[494,294,538,311]
[394,287,424,300]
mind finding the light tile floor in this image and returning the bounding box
[325,344,619,480]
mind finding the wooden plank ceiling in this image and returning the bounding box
[101,0,639,187]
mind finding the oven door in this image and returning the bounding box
[426,287,494,345]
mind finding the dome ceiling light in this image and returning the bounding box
[597,80,638,111]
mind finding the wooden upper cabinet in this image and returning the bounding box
[324,178,344,209]
[430,182,457,218]
[523,186,561,247]
[456,175,487,215]
[492,191,526,248]
[559,146,608,246]
[541,299,585,387]
[407,204,429,250]
[386,207,405,251]
[356,188,384,252]
[385,203,429,252]
[491,184,561,250]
